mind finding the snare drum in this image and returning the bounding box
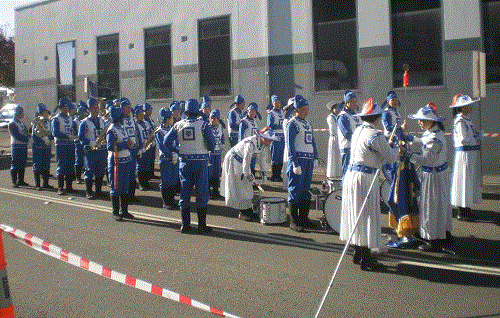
[323,189,342,233]
[260,197,288,224]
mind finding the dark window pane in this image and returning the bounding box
[392,3,442,87]
[313,0,357,91]
[198,16,231,96]
[484,0,500,83]
[56,41,75,102]
[145,26,172,99]
[97,34,119,99]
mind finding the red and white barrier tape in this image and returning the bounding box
[0,224,240,318]
[312,128,500,137]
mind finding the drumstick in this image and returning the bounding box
[257,184,265,193]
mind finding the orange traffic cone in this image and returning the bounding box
[0,234,15,317]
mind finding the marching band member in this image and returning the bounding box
[107,106,134,221]
[267,95,285,182]
[156,109,178,209]
[286,95,318,232]
[227,95,245,147]
[381,91,406,181]
[200,100,211,119]
[208,109,225,199]
[281,97,295,190]
[221,127,277,221]
[325,100,343,183]
[134,104,152,191]
[74,102,88,184]
[337,90,360,178]
[121,98,140,202]
[170,101,181,123]
[239,102,260,176]
[163,99,216,234]
[450,94,482,222]
[31,103,53,190]
[340,98,399,270]
[51,97,78,195]
[9,105,30,187]
[405,104,451,252]
[143,102,156,181]
[79,98,107,199]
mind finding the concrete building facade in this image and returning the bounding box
[15,0,500,174]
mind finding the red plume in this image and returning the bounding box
[403,70,409,87]
[427,102,438,112]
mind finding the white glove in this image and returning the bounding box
[89,141,97,148]
[313,159,319,168]
[293,165,302,175]
[171,153,178,165]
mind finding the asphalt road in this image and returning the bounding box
[0,155,499,317]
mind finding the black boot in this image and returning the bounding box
[129,179,139,202]
[17,170,29,187]
[161,187,169,208]
[212,179,222,199]
[86,179,95,199]
[419,239,443,252]
[42,171,54,189]
[137,172,146,191]
[57,176,65,195]
[65,175,75,193]
[300,199,315,229]
[360,247,385,271]
[270,165,279,182]
[352,245,362,264]
[10,170,18,188]
[111,195,122,221]
[238,208,254,221]
[197,207,212,234]
[276,164,283,182]
[180,208,191,233]
[289,204,303,232]
[120,194,134,219]
[95,178,104,198]
[75,166,83,184]
[34,172,42,190]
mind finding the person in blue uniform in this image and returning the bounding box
[143,102,156,182]
[267,95,285,182]
[79,98,107,199]
[52,97,78,195]
[134,104,152,190]
[337,90,360,178]
[107,106,134,221]
[286,95,318,232]
[121,99,140,202]
[156,109,178,209]
[208,109,225,199]
[31,103,54,190]
[164,99,216,234]
[227,95,245,147]
[74,102,88,184]
[9,105,30,187]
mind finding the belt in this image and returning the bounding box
[455,145,480,151]
[349,164,377,174]
[296,151,315,159]
[232,150,243,163]
[340,148,351,155]
[422,162,448,173]
[179,153,209,160]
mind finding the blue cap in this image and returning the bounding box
[119,97,129,104]
[59,97,70,108]
[143,103,152,111]
[202,95,211,103]
[344,90,357,103]
[105,100,114,109]
[386,91,398,102]
[68,102,76,110]
[169,101,180,112]
[271,95,280,103]
[234,95,245,104]
[120,99,131,108]
[294,95,309,109]
[36,103,48,116]
[209,109,221,119]
[113,99,120,105]
[160,108,172,120]
[179,101,186,109]
[200,102,211,110]
[78,100,87,108]
[184,99,200,115]
[247,102,258,111]
[110,106,124,122]
[87,98,98,108]
[133,104,144,115]
[14,105,24,116]
[77,105,88,114]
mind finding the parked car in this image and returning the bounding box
[0,103,19,128]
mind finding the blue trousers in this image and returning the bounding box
[229,132,238,147]
[56,143,75,177]
[108,159,132,196]
[159,157,179,189]
[287,157,313,204]
[340,150,350,179]
[136,148,153,173]
[32,145,51,173]
[75,142,84,167]
[11,144,27,171]
[84,148,107,180]
[270,133,285,165]
[208,153,222,180]
[179,159,209,210]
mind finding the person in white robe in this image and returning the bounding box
[281,98,296,190]
[340,98,399,271]
[405,104,452,252]
[221,127,278,221]
[449,94,482,222]
[325,100,343,188]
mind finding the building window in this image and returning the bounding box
[56,41,76,102]
[483,0,500,84]
[391,0,442,87]
[97,34,119,100]
[145,26,172,99]
[313,0,357,91]
[198,16,231,97]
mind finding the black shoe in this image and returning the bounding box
[238,212,253,222]
[418,240,443,252]
[112,196,121,221]
[180,208,191,233]
[121,212,135,219]
[290,222,304,232]
[86,180,96,199]
[360,247,385,271]
[352,246,362,264]
[180,225,191,233]
[58,188,66,195]
[197,225,212,234]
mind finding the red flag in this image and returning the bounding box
[403,70,409,87]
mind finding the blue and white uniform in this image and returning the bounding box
[74,116,85,174]
[144,114,156,178]
[107,123,132,196]
[227,107,244,147]
[32,117,52,174]
[79,115,107,181]
[267,107,285,165]
[52,113,78,177]
[135,119,151,173]
[209,123,225,181]
[337,107,360,177]
[9,117,29,172]
[156,123,178,189]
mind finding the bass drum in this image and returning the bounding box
[380,178,391,208]
[323,189,342,233]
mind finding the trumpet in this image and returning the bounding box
[90,121,112,151]
[143,126,161,151]
[31,116,50,139]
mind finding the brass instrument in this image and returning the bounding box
[31,116,50,139]
[143,126,161,151]
[90,121,112,151]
